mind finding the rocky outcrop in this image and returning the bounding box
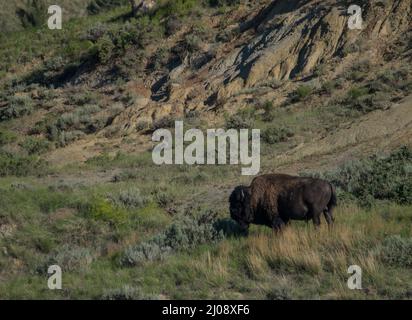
[115,0,411,132]
[215,0,411,100]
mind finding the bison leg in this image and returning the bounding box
[242,224,250,236]
[323,210,334,227]
[312,212,321,228]
[272,216,286,232]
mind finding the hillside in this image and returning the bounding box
[0,0,411,299]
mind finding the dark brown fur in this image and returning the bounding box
[229,174,337,232]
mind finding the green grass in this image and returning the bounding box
[0,148,411,299]
[1,199,411,299]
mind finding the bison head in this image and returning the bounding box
[229,186,252,230]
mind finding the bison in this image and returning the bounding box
[229,174,337,232]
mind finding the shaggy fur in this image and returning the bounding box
[229,174,337,231]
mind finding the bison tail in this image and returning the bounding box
[328,183,337,210]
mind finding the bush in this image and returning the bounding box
[225,109,255,130]
[184,34,202,53]
[152,189,174,208]
[290,85,312,102]
[96,35,117,63]
[262,126,294,144]
[47,104,108,146]
[152,116,176,130]
[85,197,127,225]
[316,147,412,206]
[150,47,169,70]
[108,187,148,209]
[87,0,127,15]
[95,22,144,63]
[67,92,99,106]
[380,236,412,268]
[41,244,94,273]
[121,211,224,266]
[261,100,275,122]
[16,0,47,28]
[165,15,182,36]
[341,86,389,114]
[20,137,50,155]
[57,113,80,130]
[56,130,86,147]
[266,283,293,300]
[152,0,198,19]
[346,87,369,100]
[83,23,108,43]
[319,79,343,95]
[0,150,47,176]
[345,59,371,81]
[0,96,34,121]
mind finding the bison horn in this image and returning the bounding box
[240,189,244,199]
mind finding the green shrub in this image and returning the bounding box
[150,47,169,70]
[225,109,255,129]
[83,23,109,43]
[20,137,51,155]
[341,85,390,114]
[347,87,369,100]
[95,22,144,63]
[87,0,127,15]
[380,236,412,268]
[108,187,148,209]
[261,100,275,122]
[121,211,224,266]
[96,35,117,63]
[41,244,94,273]
[151,189,174,208]
[0,150,47,176]
[184,34,202,53]
[319,79,343,95]
[16,0,47,28]
[314,147,412,206]
[345,59,371,81]
[262,126,294,144]
[56,130,86,147]
[67,92,99,106]
[152,116,176,130]
[136,120,150,132]
[266,283,293,300]
[85,197,127,225]
[57,113,80,130]
[0,96,34,121]
[152,0,198,19]
[290,85,312,102]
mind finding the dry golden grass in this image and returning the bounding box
[242,203,406,282]
[189,246,230,286]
